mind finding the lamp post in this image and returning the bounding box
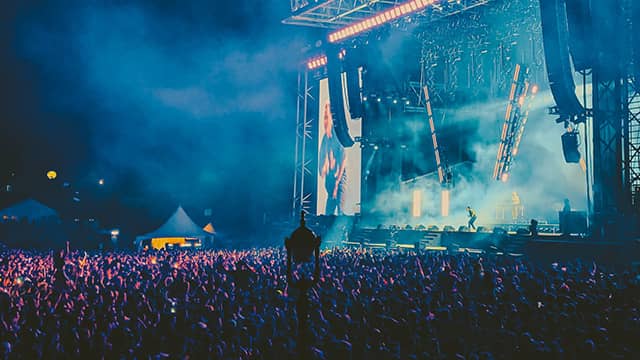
[285,211,321,356]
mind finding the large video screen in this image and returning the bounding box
[316,78,362,216]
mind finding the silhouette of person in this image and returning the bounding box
[319,102,347,215]
[466,206,477,230]
[560,199,571,234]
[529,219,539,237]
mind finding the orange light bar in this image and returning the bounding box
[307,55,328,70]
[441,189,450,217]
[328,0,436,43]
[412,190,422,217]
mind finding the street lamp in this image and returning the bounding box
[285,211,321,354]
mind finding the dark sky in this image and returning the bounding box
[0,1,314,237]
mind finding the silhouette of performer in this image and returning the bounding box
[466,206,477,230]
[319,102,347,215]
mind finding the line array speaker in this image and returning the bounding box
[539,0,584,117]
[326,45,355,147]
[564,0,592,72]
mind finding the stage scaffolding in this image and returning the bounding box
[627,75,640,209]
[287,0,545,218]
[291,71,315,217]
[415,0,544,108]
[284,0,493,29]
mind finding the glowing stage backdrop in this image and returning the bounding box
[317,78,362,215]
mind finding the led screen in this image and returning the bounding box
[316,78,362,215]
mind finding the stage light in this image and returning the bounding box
[405,100,411,105]
[363,96,368,101]
[328,0,437,42]
[518,95,526,106]
[373,145,379,150]
[441,189,450,217]
[98,179,105,186]
[412,190,422,217]
[393,99,398,104]
[377,97,382,102]
[306,55,328,70]
[46,170,57,180]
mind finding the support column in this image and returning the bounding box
[591,74,627,238]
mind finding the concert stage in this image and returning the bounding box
[345,226,640,264]
[289,0,640,250]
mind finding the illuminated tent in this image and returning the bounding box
[135,206,212,250]
[0,199,60,222]
[203,222,215,234]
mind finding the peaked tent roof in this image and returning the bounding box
[0,199,59,221]
[138,206,211,239]
[203,222,215,234]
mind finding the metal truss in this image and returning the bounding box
[292,71,315,217]
[493,64,537,182]
[588,0,638,237]
[591,74,626,235]
[416,0,544,106]
[284,0,493,29]
[624,75,640,209]
[423,84,450,186]
[623,0,640,211]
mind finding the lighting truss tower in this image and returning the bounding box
[292,71,315,217]
[592,74,626,237]
[589,0,637,238]
[423,84,452,216]
[626,74,640,209]
[493,64,537,182]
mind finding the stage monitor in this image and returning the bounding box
[317,78,362,216]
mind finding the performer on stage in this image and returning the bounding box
[466,206,477,230]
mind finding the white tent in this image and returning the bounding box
[135,206,212,250]
[203,222,216,234]
[0,199,59,222]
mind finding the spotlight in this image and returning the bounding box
[363,96,368,101]
[373,145,379,150]
[405,100,410,105]
[98,179,105,186]
[393,99,398,104]
[377,98,381,102]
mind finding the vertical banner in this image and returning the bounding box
[317,78,362,215]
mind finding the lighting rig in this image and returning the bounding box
[493,64,538,182]
[423,84,452,216]
[285,0,494,31]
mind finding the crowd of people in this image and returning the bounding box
[0,247,639,359]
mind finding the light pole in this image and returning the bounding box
[285,211,321,356]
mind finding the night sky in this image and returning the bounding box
[0,1,314,238]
